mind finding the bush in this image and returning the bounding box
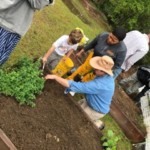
[0,57,45,107]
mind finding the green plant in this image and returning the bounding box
[101,129,120,150]
[92,0,150,33]
[0,57,44,107]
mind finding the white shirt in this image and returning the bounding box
[121,30,149,71]
[53,35,78,56]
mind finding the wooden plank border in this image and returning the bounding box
[0,129,17,150]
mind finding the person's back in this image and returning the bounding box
[85,74,114,114]
[121,30,149,71]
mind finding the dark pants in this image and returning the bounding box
[134,86,150,102]
[0,27,21,65]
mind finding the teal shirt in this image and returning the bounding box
[68,75,115,114]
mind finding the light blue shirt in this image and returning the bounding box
[67,75,115,114]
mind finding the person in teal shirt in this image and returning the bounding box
[45,55,115,129]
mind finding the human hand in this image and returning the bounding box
[42,56,47,64]
[76,52,82,58]
[45,74,56,80]
[76,49,84,58]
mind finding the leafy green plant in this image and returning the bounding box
[92,0,150,33]
[101,129,120,150]
[0,57,45,107]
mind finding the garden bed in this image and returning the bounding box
[0,56,146,150]
[0,80,102,150]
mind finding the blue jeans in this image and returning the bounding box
[113,68,123,79]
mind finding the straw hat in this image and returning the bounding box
[90,55,114,76]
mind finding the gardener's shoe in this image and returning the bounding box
[94,120,105,130]
[64,89,75,96]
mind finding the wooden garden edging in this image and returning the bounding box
[110,100,145,143]
[0,129,17,150]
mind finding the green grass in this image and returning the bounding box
[4,0,106,67]
[3,0,132,149]
[101,115,132,150]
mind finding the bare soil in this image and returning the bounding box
[0,67,146,150]
[0,80,103,150]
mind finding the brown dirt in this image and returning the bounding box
[0,80,102,150]
[0,61,146,150]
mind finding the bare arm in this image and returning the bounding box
[76,35,98,58]
[45,74,70,88]
[76,49,84,58]
[65,49,74,58]
[42,45,55,63]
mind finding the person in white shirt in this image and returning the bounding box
[115,30,150,78]
[42,29,83,71]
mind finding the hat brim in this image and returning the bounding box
[90,57,113,76]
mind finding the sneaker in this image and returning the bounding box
[94,120,105,130]
[69,91,75,96]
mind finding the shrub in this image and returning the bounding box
[0,57,44,107]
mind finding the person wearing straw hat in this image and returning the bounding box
[45,55,115,130]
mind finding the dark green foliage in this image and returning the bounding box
[91,0,150,33]
[0,57,45,107]
[91,0,150,64]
